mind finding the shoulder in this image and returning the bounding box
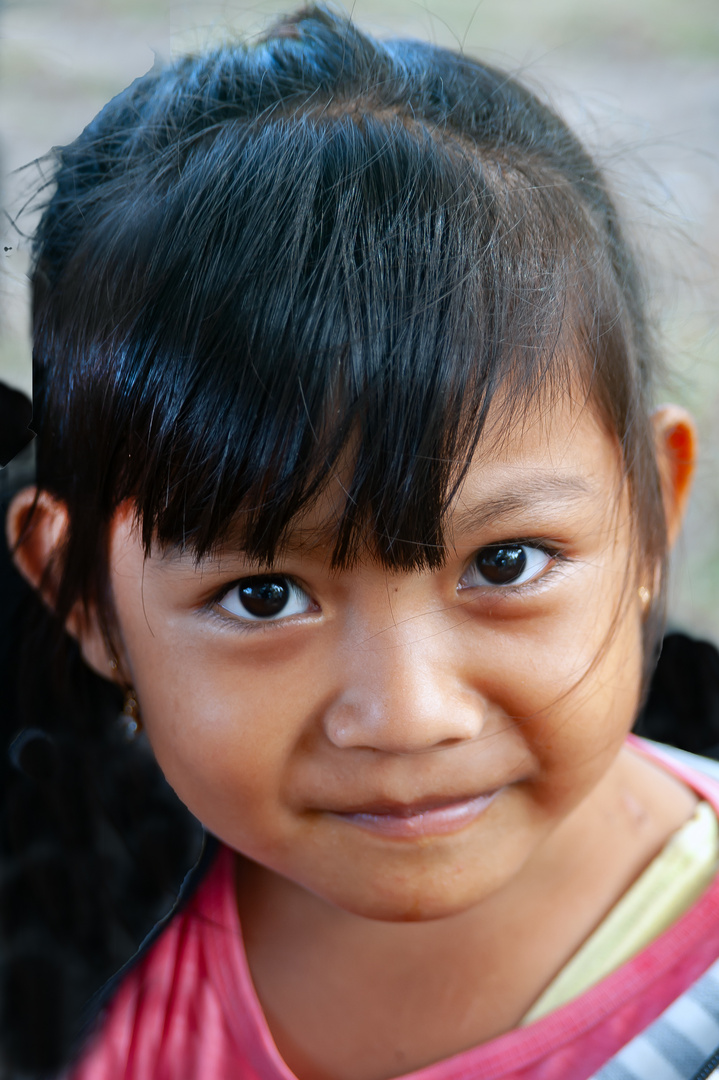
[630,736,719,800]
[68,844,240,1080]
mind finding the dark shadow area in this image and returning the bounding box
[635,631,719,760]
[0,380,33,468]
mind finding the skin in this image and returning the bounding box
[9,399,697,1080]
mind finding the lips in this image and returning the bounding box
[327,790,502,839]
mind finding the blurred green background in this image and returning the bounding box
[1,0,718,638]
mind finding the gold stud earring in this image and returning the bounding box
[638,585,651,611]
[119,688,142,741]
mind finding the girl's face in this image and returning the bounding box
[104,395,649,921]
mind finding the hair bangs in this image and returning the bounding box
[33,109,600,576]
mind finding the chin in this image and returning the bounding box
[324,873,493,923]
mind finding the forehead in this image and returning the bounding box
[191,393,623,563]
[451,391,620,518]
[469,388,620,484]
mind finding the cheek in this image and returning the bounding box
[121,629,307,839]
[474,583,643,802]
[505,566,640,704]
[143,692,272,824]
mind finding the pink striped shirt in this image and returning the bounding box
[71,742,719,1080]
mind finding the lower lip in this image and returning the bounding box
[333,791,501,839]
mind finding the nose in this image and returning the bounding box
[323,630,486,755]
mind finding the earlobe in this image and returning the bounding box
[6,487,122,682]
[651,405,697,549]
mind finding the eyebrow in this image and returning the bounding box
[159,471,596,567]
[450,472,595,536]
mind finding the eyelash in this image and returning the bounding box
[209,539,566,629]
[213,576,316,628]
[460,540,565,596]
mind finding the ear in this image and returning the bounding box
[652,405,697,549]
[6,487,121,682]
[6,487,67,602]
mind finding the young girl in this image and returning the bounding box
[3,7,719,1079]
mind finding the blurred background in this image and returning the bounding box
[1,0,718,637]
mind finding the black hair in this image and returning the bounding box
[3,6,668,1075]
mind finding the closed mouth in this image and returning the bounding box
[328,790,502,838]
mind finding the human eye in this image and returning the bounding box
[460,543,555,590]
[216,575,314,623]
